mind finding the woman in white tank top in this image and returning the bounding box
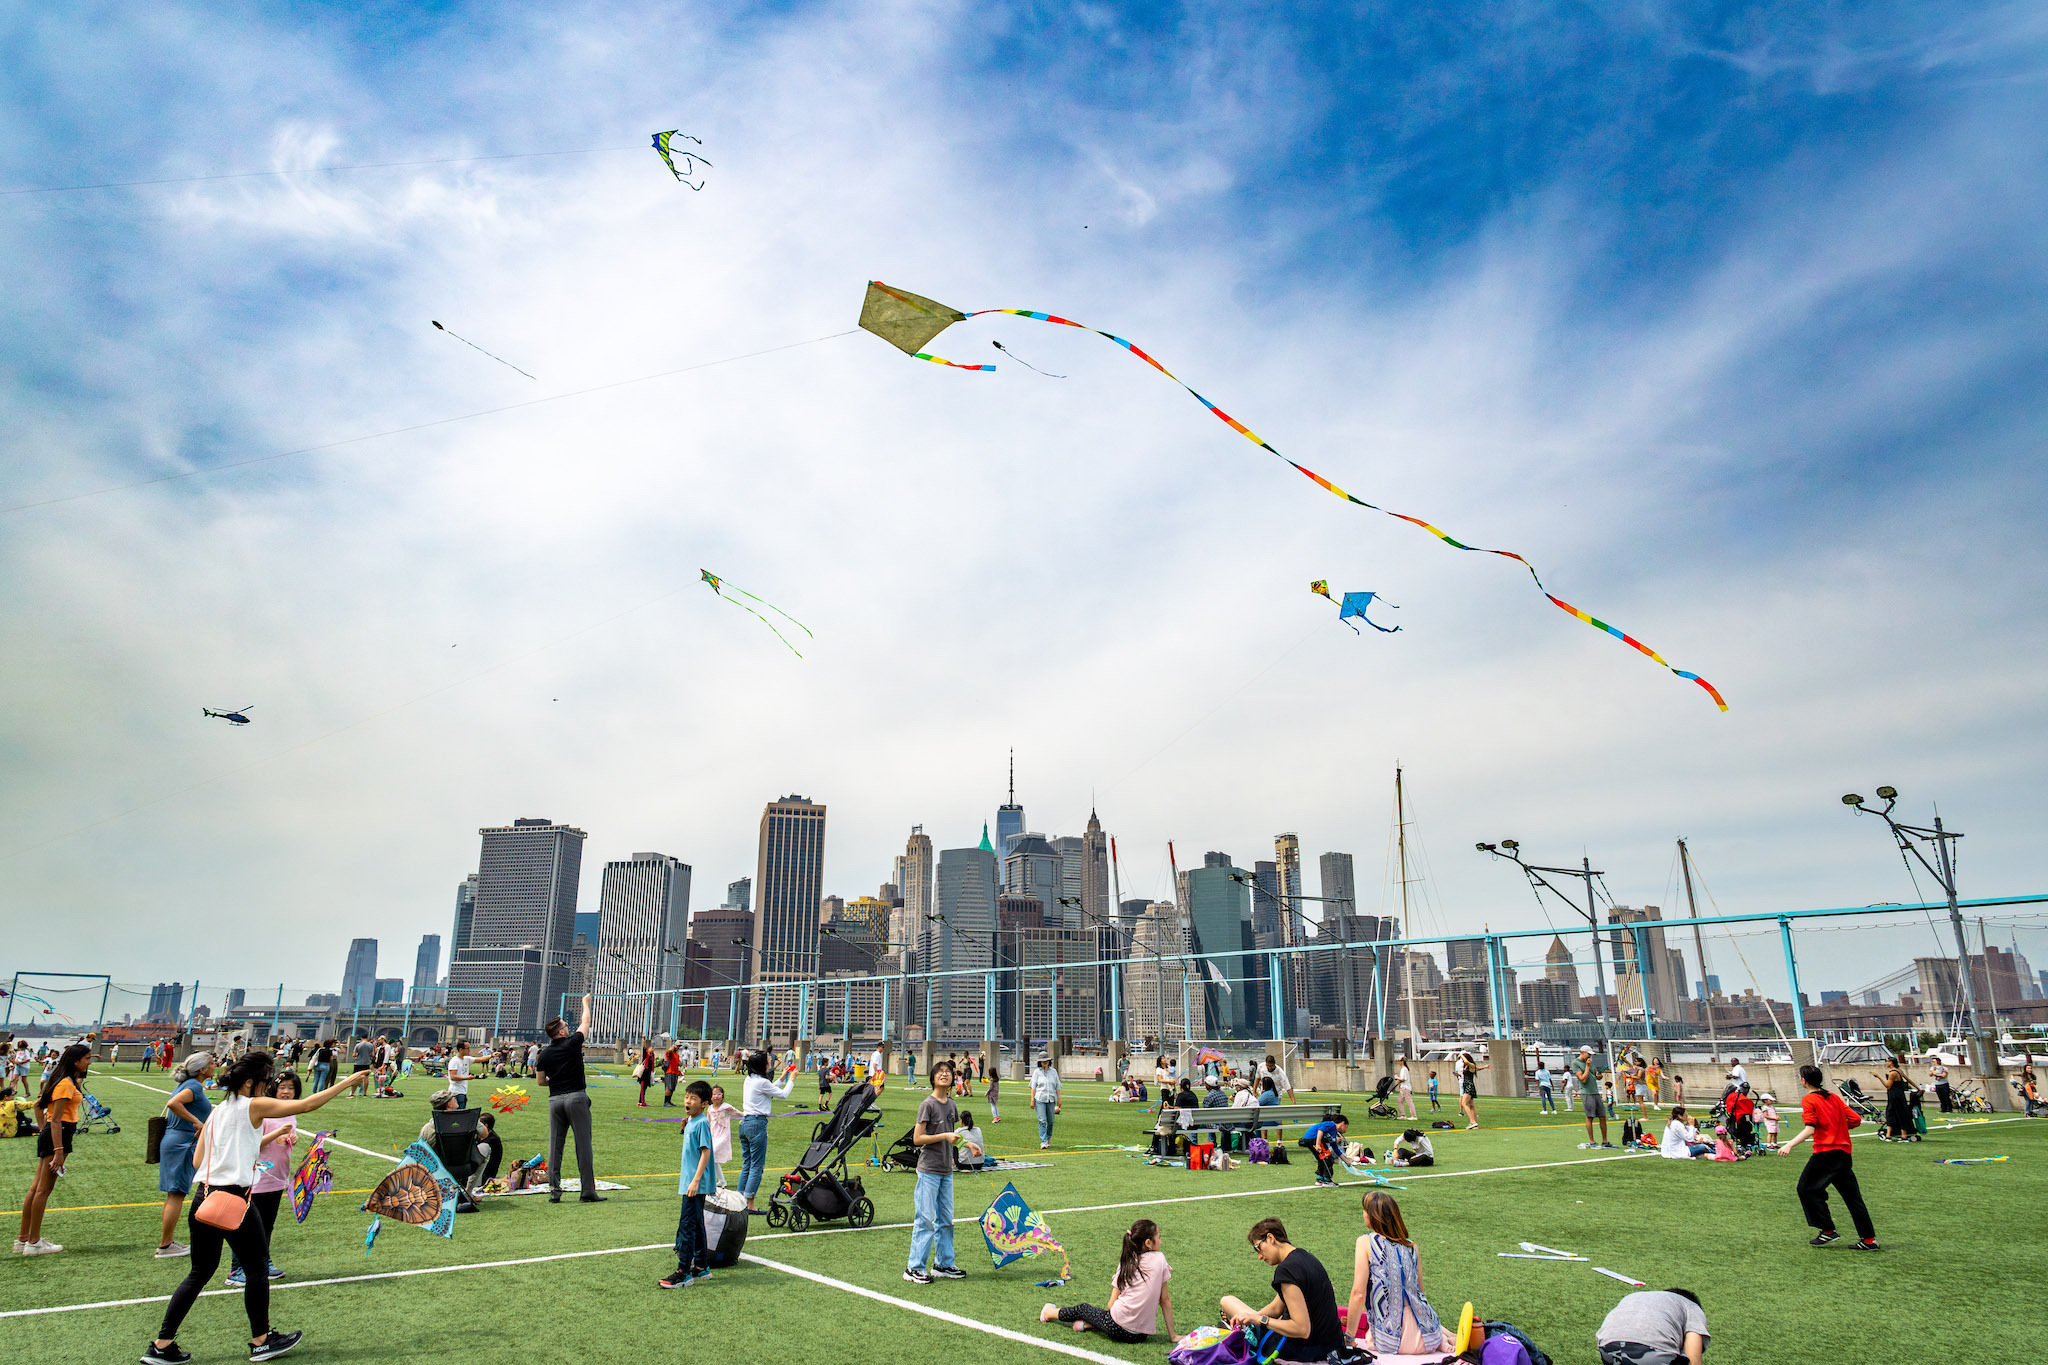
[145,1051,371,1365]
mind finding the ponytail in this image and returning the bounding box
[1114,1218,1158,1296]
[35,1044,91,1114]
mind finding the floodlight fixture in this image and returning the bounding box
[1842,793,1864,806]
[1500,839,1519,851]
[1876,785,1897,800]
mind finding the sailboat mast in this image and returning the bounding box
[1679,838,1717,1055]
[1398,764,1422,1048]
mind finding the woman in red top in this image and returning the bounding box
[662,1044,683,1107]
[1778,1063,1878,1250]
[637,1042,657,1107]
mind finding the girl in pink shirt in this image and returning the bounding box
[1039,1218,1174,1344]
[228,1073,299,1286]
[705,1085,742,1173]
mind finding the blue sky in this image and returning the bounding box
[3,2,2045,1008]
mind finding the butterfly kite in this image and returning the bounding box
[980,1182,1070,1286]
[488,1084,530,1115]
[1311,580,1399,634]
[290,1131,335,1223]
[858,281,1726,711]
[361,1139,460,1252]
[651,131,711,189]
[701,569,812,658]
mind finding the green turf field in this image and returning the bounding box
[7,1062,2042,1362]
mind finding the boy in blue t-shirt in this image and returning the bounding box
[1427,1072,1441,1111]
[661,1081,716,1288]
[1299,1115,1349,1186]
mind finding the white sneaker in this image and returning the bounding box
[11,1239,25,1255]
[155,1241,190,1258]
[27,1239,62,1254]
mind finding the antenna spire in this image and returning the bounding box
[1008,747,1015,805]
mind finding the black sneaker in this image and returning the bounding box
[903,1266,932,1285]
[579,1194,608,1203]
[659,1267,693,1288]
[1852,1238,1882,1251]
[249,1330,303,1361]
[547,1193,562,1203]
[1809,1230,1840,1246]
[142,1344,192,1365]
[931,1265,967,1279]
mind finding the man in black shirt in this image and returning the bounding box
[536,994,602,1204]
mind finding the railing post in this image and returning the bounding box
[1483,935,1502,1037]
[1779,917,1806,1038]
[881,978,892,1042]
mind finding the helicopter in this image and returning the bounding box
[202,705,255,725]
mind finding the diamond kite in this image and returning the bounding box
[980,1182,1070,1285]
[701,569,811,658]
[651,131,711,189]
[858,280,1725,710]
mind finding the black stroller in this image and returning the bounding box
[1367,1076,1398,1120]
[766,1081,881,1233]
[1836,1079,1884,1122]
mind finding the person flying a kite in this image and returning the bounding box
[857,281,1724,710]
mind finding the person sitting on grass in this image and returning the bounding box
[1040,1217,1174,1344]
[1596,1287,1709,1365]
[954,1109,986,1171]
[1660,1107,1711,1159]
[1300,1114,1349,1187]
[1220,1217,1345,1362]
[1340,1192,1448,1355]
[1388,1129,1434,1168]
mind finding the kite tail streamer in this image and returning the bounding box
[430,321,536,380]
[724,584,815,640]
[912,352,996,372]
[720,596,804,658]
[956,303,1726,711]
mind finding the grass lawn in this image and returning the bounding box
[7,1061,2043,1363]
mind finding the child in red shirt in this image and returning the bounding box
[1778,1064,1878,1250]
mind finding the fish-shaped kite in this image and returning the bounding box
[701,569,811,658]
[361,1139,460,1247]
[858,281,1725,711]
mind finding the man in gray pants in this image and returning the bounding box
[536,993,603,1204]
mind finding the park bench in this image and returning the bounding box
[1143,1099,1349,1158]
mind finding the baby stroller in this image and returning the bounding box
[79,1092,119,1135]
[766,1081,881,1233]
[1949,1079,1993,1114]
[1366,1076,1398,1120]
[1836,1079,1883,1122]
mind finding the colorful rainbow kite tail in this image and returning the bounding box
[912,352,996,372]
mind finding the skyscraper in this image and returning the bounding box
[342,939,378,1011]
[896,825,933,959]
[1126,903,1188,1046]
[451,874,479,954]
[1317,853,1356,918]
[1545,936,1581,1003]
[1182,855,1255,1037]
[995,750,1025,863]
[1250,861,1280,946]
[1608,906,1680,1024]
[1273,834,1307,1032]
[725,878,752,913]
[684,904,755,1038]
[1080,810,1115,1039]
[749,796,827,1044]
[1005,834,1065,930]
[592,852,693,1042]
[413,935,442,992]
[448,817,587,1037]
[928,845,998,1041]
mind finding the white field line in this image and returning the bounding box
[14,1106,2030,1322]
[99,1073,400,1164]
[739,1251,1128,1364]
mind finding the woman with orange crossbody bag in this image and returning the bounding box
[144,1052,369,1365]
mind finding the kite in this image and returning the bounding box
[1328,589,1399,634]
[700,569,812,658]
[431,321,535,380]
[1202,966,1231,996]
[857,280,1726,711]
[1309,580,1330,598]
[990,341,1063,377]
[290,1132,334,1223]
[361,1139,460,1247]
[488,1084,530,1114]
[1937,1155,2009,1165]
[651,131,711,189]
[980,1182,1070,1285]
[1195,1047,1228,1065]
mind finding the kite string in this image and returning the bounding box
[962,303,1725,711]
[0,145,646,197]
[1,330,862,516]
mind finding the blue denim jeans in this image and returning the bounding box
[674,1191,706,1272]
[909,1171,955,1271]
[737,1114,769,1200]
[1036,1099,1056,1144]
[1538,1085,1555,1113]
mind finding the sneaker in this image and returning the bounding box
[26,1239,62,1255]
[1039,1141,1050,1149]
[1852,1238,1882,1251]
[1315,1178,1337,1187]
[10,1239,25,1255]
[659,1267,694,1288]
[248,1330,303,1361]
[155,1242,190,1259]
[1809,1230,1840,1246]
[691,1269,712,1283]
[142,1343,192,1364]
[903,1266,933,1285]
[225,1268,247,1288]
[931,1265,966,1279]
[267,1261,284,1280]
[579,1194,608,1203]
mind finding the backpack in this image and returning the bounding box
[1246,1135,1269,1164]
[1478,1321,1549,1365]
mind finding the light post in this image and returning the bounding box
[1843,787,1993,1075]
[1478,841,1613,1062]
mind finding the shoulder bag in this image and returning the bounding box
[191,1100,252,1230]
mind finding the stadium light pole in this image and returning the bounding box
[1842,787,1992,1076]
[1478,842,1613,1062]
